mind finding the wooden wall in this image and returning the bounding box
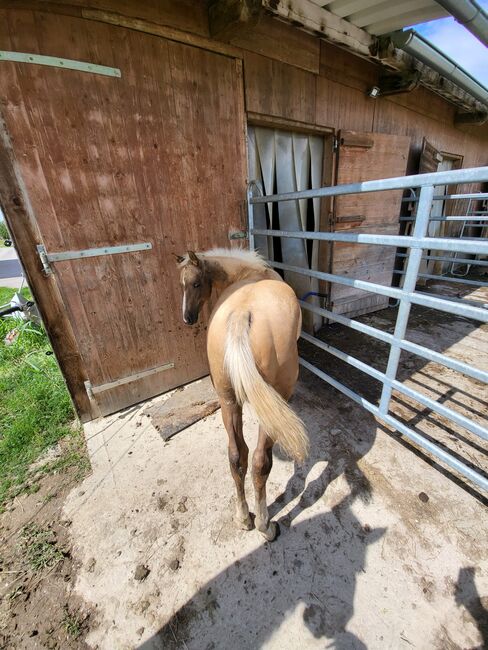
[2,0,486,167]
[243,38,488,174]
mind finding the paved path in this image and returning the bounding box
[0,247,23,289]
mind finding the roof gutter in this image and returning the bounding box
[390,29,488,107]
[434,0,488,46]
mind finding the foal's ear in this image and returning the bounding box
[173,253,186,264]
[188,251,200,266]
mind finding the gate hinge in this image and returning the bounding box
[36,242,152,275]
[37,245,53,275]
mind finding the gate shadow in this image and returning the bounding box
[139,373,383,650]
[299,296,488,503]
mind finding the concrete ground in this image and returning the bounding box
[64,289,487,650]
[0,246,23,289]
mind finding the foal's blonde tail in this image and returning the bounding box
[224,310,309,464]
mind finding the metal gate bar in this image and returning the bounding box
[266,259,487,321]
[248,165,488,492]
[395,253,488,267]
[298,300,488,384]
[393,271,487,287]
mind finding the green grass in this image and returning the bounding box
[0,221,10,247]
[0,286,81,506]
[20,523,64,571]
[62,606,86,640]
[0,221,9,239]
[0,220,9,244]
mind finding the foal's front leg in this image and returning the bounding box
[252,426,277,542]
[221,398,252,530]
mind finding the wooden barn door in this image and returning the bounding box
[0,9,247,418]
[330,131,410,318]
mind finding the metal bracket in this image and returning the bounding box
[85,361,175,397]
[36,242,152,275]
[0,51,121,77]
[37,245,53,275]
[229,230,248,240]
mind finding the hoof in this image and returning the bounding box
[259,521,279,542]
[236,513,253,531]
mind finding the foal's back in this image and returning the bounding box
[207,278,301,399]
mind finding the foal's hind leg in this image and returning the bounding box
[252,426,277,542]
[221,398,252,530]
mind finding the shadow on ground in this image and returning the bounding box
[139,370,384,650]
[455,567,488,647]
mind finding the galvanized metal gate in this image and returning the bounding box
[248,166,488,492]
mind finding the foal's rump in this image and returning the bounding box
[208,280,309,463]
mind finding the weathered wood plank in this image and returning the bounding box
[244,51,316,123]
[144,376,219,441]
[320,41,379,91]
[0,0,210,36]
[263,0,373,56]
[230,12,320,73]
[316,76,375,132]
[81,8,241,58]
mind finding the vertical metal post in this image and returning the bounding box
[379,183,435,414]
[247,183,256,252]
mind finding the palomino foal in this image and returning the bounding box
[176,249,308,541]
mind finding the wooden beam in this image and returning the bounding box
[454,111,488,126]
[262,0,374,56]
[81,8,242,59]
[0,2,242,59]
[247,111,333,135]
[377,70,421,96]
[0,114,94,422]
[208,0,262,41]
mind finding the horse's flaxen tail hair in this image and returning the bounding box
[224,310,309,464]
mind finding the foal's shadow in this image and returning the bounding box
[139,371,384,649]
[455,567,488,647]
[269,373,375,526]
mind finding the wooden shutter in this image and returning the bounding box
[418,140,464,276]
[419,138,443,173]
[330,130,410,318]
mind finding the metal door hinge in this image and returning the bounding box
[333,136,339,152]
[85,361,175,397]
[37,242,152,275]
[0,51,121,77]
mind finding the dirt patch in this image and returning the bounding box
[0,461,93,649]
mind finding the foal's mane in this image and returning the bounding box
[203,248,268,269]
[179,248,269,272]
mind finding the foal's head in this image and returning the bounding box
[175,251,212,325]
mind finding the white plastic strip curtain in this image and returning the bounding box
[247,126,324,331]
